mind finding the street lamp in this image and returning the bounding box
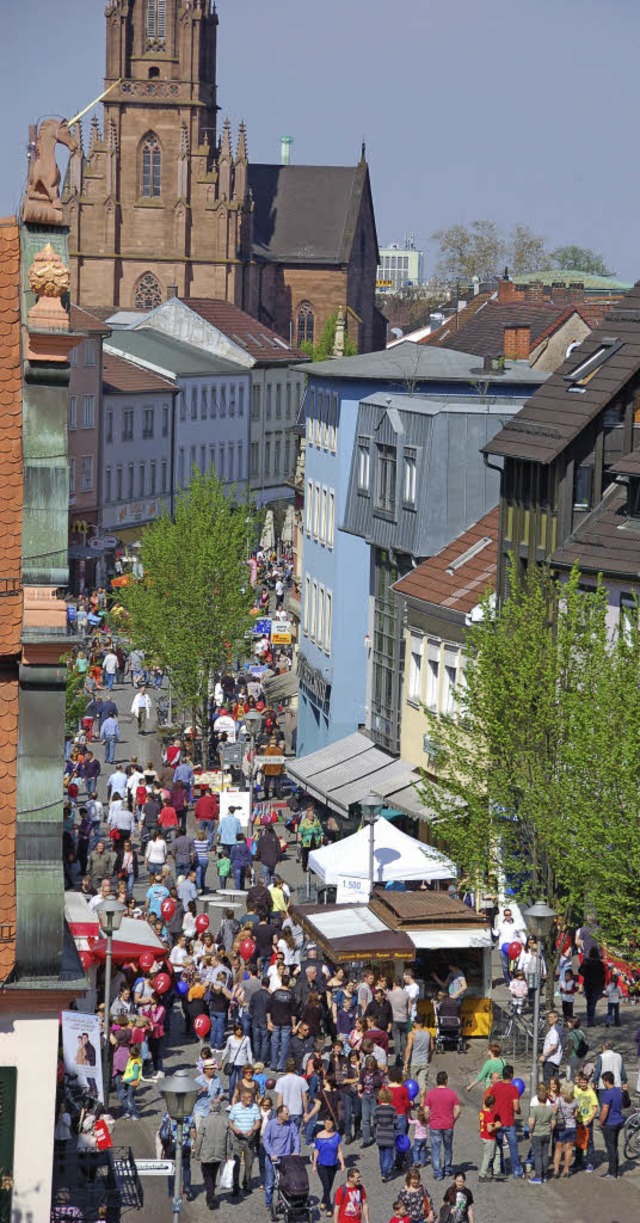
[95,898,126,1102]
[360,793,382,896]
[244,708,263,828]
[523,899,557,1097]
[159,1070,200,1222]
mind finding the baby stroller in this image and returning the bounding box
[270,1155,312,1223]
[434,1005,466,1054]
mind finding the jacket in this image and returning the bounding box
[193,1109,229,1163]
[256,829,281,869]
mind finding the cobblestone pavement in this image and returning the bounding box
[92,681,640,1222]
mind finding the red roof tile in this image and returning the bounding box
[102,351,176,395]
[394,507,499,615]
[182,298,307,364]
[69,304,111,335]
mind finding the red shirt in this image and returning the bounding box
[367,1026,389,1053]
[424,1086,460,1130]
[158,805,178,828]
[165,745,181,767]
[491,1081,519,1127]
[479,1106,498,1140]
[335,1183,367,1223]
[389,1084,411,1116]
[195,793,220,823]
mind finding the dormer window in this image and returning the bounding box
[564,337,622,391]
[375,444,396,513]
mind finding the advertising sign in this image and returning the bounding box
[61,1010,103,1102]
[335,876,372,905]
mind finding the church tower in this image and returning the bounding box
[65,0,254,309]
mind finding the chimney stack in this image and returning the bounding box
[280,136,293,166]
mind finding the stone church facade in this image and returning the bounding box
[65,0,383,351]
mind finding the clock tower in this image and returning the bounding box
[65,0,254,310]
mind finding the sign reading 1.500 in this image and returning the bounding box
[335,875,371,903]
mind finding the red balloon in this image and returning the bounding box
[153,972,171,995]
[160,897,177,921]
[239,938,256,963]
[194,1014,211,1039]
[508,940,523,961]
[79,950,94,971]
[195,913,210,934]
[139,950,155,973]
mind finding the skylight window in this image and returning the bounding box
[564,337,621,388]
[445,536,492,576]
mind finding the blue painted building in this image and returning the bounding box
[295,342,548,757]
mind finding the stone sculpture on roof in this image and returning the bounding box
[23,118,78,225]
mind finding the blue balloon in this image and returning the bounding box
[512,1078,526,1097]
[395,1134,411,1153]
[404,1079,420,1101]
[501,942,511,956]
[176,978,189,996]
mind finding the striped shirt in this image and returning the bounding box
[229,1101,261,1134]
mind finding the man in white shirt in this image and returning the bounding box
[107,767,128,801]
[403,967,420,1022]
[213,709,236,743]
[493,907,527,986]
[275,1059,308,1126]
[538,1010,564,1083]
[131,686,152,733]
[275,578,284,608]
[102,650,118,691]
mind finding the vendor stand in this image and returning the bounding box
[65,892,167,1013]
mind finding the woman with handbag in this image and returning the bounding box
[221,1023,253,1097]
[141,991,166,1078]
[397,1168,435,1223]
[312,1116,345,1215]
[303,1072,342,1146]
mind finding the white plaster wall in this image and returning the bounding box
[0,1012,60,1221]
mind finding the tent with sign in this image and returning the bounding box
[307,818,456,887]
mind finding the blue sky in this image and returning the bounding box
[2,0,639,277]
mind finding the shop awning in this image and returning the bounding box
[292,902,415,963]
[65,892,166,964]
[409,928,493,951]
[263,671,298,703]
[286,731,435,820]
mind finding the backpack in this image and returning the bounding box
[575,1034,589,1059]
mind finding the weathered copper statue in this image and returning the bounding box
[23,118,78,225]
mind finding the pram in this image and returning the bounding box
[270,1155,312,1223]
[434,1004,466,1054]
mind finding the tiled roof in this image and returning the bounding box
[485,280,640,465]
[393,506,499,615]
[0,218,23,655]
[182,298,306,364]
[424,300,573,357]
[248,162,371,265]
[0,675,18,977]
[419,293,494,346]
[102,350,177,395]
[612,446,640,476]
[551,482,640,578]
[69,304,111,335]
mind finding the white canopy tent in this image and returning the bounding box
[308,817,456,887]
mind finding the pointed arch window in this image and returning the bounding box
[141,133,162,197]
[297,301,315,347]
[135,272,162,311]
[147,0,166,41]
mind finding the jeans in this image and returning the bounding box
[317,1163,338,1210]
[123,1083,140,1118]
[270,1025,291,1071]
[479,1137,501,1177]
[168,1161,191,1198]
[234,867,246,890]
[429,1128,454,1179]
[86,777,97,798]
[228,1064,243,1096]
[261,864,275,886]
[104,736,117,764]
[392,1022,408,1063]
[210,1012,227,1049]
[202,1160,220,1207]
[264,1156,277,1205]
[500,948,512,986]
[606,1002,620,1027]
[531,1134,550,1180]
[361,1095,376,1144]
[195,862,208,892]
[412,1138,427,1166]
[501,1123,523,1176]
[253,1023,271,1063]
[603,1123,622,1177]
[542,1060,561,1084]
[378,1145,394,1178]
[105,671,115,690]
[585,988,600,1027]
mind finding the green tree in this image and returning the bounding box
[63,657,87,738]
[418,563,640,994]
[301,311,358,361]
[550,244,613,277]
[509,224,551,275]
[431,220,506,283]
[118,470,257,748]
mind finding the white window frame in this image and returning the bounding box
[310,580,318,641]
[408,633,423,703]
[313,483,320,539]
[357,439,370,492]
[324,590,333,654]
[306,479,313,535]
[317,584,325,648]
[320,487,327,544]
[303,574,310,635]
[403,449,417,505]
[327,491,335,549]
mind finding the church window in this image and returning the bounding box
[141,133,162,198]
[147,0,166,42]
[297,302,315,347]
[134,271,162,310]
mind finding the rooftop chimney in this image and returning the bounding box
[280,136,293,166]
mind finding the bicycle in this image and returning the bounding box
[622,1106,640,1161]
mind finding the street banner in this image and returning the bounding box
[61,1010,103,1102]
[219,790,251,829]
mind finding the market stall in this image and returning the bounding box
[307,817,456,887]
[65,892,167,1013]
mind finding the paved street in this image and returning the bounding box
[91,680,640,1222]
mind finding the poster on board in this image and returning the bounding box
[61,1010,103,1102]
[219,789,251,829]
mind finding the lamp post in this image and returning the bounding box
[95,898,126,1102]
[360,793,382,896]
[159,1070,200,1222]
[524,900,557,1097]
[244,709,263,829]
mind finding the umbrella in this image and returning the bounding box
[260,510,275,551]
[281,504,295,545]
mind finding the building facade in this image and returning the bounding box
[101,350,176,541]
[377,240,424,292]
[67,306,111,590]
[63,1,382,351]
[296,343,548,758]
